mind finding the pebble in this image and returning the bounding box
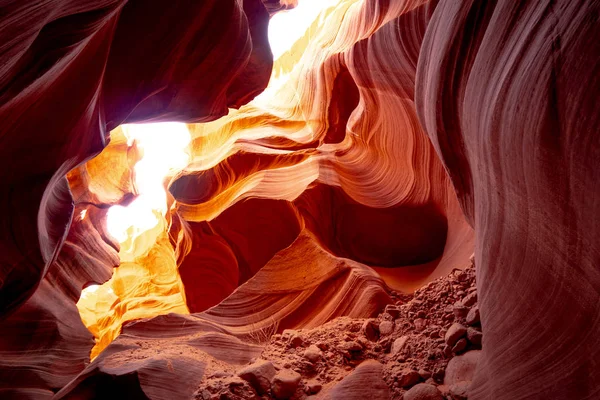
[444,323,467,347]
[305,380,322,394]
[271,369,301,399]
[418,369,432,380]
[449,381,470,400]
[385,304,402,319]
[403,383,444,400]
[362,320,380,341]
[451,338,467,354]
[461,292,477,307]
[414,318,426,332]
[397,368,421,388]
[466,306,480,325]
[237,359,276,395]
[467,327,482,346]
[340,341,363,352]
[303,345,322,363]
[452,303,469,319]
[391,336,409,356]
[379,320,394,336]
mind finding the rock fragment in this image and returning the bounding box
[403,383,444,400]
[444,323,467,347]
[305,380,322,394]
[465,306,480,325]
[303,344,322,363]
[391,336,409,356]
[379,320,394,336]
[461,292,477,307]
[362,320,380,341]
[466,327,482,346]
[271,369,301,399]
[451,338,467,354]
[444,350,480,385]
[237,359,276,395]
[449,381,470,400]
[397,369,421,388]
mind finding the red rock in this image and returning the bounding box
[391,336,410,357]
[444,323,467,347]
[271,369,301,400]
[322,360,389,400]
[465,307,480,326]
[379,320,394,336]
[466,328,482,346]
[362,320,380,342]
[460,293,477,308]
[303,345,322,363]
[444,351,480,386]
[448,381,470,400]
[414,318,427,332]
[403,383,444,400]
[452,303,469,319]
[397,369,421,388]
[385,305,402,319]
[306,380,322,394]
[237,360,276,395]
[451,338,467,354]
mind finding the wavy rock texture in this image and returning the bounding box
[55,230,391,398]
[0,0,272,395]
[2,0,597,398]
[416,0,600,398]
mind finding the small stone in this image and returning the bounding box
[443,345,453,357]
[271,369,301,399]
[461,292,477,307]
[305,380,322,394]
[316,342,328,350]
[452,303,469,319]
[452,338,467,354]
[414,318,426,332]
[467,327,482,346]
[403,383,444,400]
[340,341,363,352]
[466,306,480,325]
[444,350,480,385]
[391,336,409,356]
[289,334,304,348]
[362,320,380,341]
[449,381,470,400]
[444,323,467,347]
[303,345,322,363]
[397,369,421,388]
[432,367,445,383]
[385,304,402,319]
[379,320,394,336]
[237,359,276,395]
[418,369,432,380]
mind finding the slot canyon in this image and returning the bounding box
[0,0,599,399]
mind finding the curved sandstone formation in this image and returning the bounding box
[416,1,600,398]
[1,0,598,398]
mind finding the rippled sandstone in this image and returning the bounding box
[0,0,598,399]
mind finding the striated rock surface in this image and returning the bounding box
[416,0,600,398]
[1,0,599,398]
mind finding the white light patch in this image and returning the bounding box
[268,0,339,60]
[80,284,100,299]
[106,122,191,244]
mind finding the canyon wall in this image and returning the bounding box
[0,0,598,399]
